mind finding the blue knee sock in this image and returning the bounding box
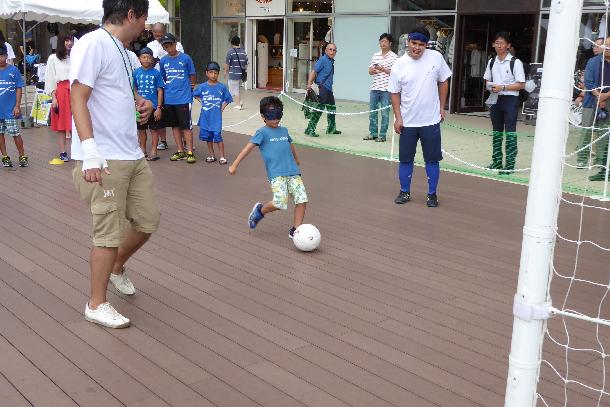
[398,162,414,192]
[425,162,440,195]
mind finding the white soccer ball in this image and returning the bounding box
[293,224,321,252]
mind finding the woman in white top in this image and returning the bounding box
[45,33,74,162]
[0,30,15,65]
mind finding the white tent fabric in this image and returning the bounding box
[0,0,169,24]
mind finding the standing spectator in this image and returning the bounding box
[593,37,604,56]
[580,36,610,180]
[146,23,184,150]
[45,33,74,162]
[49,33,58,53]
[0,30,15,65]
[70,0,158,328]
[483,31,525,175]
[146,22,184,67]
[0,44,28,168]
[224,36,248,110]
[133,47,164,161]
[159,33,197,163]
[305,43,341,137]
[389,26,451,208]
[364,33,397,142]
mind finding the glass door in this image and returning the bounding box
[457,16,490,112]
[286,17,327,92]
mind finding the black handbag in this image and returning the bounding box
[234,49,247,82]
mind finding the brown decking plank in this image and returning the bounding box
[0,370,33,407]
[0,334,78,407]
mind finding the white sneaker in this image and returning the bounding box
[109,268,136,295]
[233,104,243,110]
[85,302,130,328]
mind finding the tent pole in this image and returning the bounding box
[21,12,30,128]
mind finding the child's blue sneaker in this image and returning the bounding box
[248,202,264,229]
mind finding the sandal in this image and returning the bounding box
[148,155,160,161]
[363,136,377,141]
[205,156,217,163]
[375,138,386,142]
[219,157,227,165]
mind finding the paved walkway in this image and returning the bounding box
[0,124,607,406]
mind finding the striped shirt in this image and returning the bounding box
[226,47,248,80]
[369,50,398,91]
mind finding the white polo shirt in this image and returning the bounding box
[147,39,184,69]
[388,49,452,127]
[483,53,526,96]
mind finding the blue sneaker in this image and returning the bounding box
[59,152,69,162]
[248,202,264,229]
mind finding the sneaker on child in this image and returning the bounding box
[248,202,264,229]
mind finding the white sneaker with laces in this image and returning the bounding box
[233,104,243,110]
[109,268,136,295]
[85,302,130,328]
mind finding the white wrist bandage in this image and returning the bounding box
[81,138,108,172]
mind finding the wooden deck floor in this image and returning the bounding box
[0,126,609,406]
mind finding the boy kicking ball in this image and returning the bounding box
[229,96,308,238]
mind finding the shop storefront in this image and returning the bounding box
[208,0,610,112]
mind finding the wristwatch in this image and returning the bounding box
[502,85,506,91]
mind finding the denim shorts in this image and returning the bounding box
[0,119,20,137]
[270,175,308,210]
[199,129,223,143]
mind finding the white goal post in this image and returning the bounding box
[504,0,584,406]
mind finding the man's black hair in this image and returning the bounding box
[494,31,512,44]
[102,0,149,25]
[230,36,241,46]
[260,96,283,115]
[379,33,393,43]
[408,26,430,38]
[0,30,6,44]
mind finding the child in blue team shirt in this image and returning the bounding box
[193,61,232,164]
[133,47,165,160]
[0,45,27,168]
[229,96,308,238]
[159,33,197,163]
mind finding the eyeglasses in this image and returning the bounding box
[327,48,337,52]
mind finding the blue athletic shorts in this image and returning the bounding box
[398,122,443,163]
[199,129,223,143]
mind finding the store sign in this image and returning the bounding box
[246,0,285,16]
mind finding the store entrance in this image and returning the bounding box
[254,19,284,90]
[455,14,536,113]
[286,18,328,93]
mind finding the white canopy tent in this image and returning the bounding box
[0,0,169,124]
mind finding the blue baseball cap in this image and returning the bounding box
[206,61,221,72]
[139,47,154,56]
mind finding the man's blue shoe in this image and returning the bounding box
[248,202,264,229]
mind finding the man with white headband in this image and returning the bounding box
[388,26,452,208]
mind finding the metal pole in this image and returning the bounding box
[22,12,29,126]
[504,1,583,406]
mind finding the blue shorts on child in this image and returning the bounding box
[200,129,223,143]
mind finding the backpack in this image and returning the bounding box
[488,57,530,103]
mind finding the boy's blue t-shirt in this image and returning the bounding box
[0,65,24,119]
[133,67,165,109]
[250,126,300,181]
[159,52,196,105]
[193,82,233,132]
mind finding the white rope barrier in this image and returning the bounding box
[441,148,531,173]
[280,92,391,115]
[221,112,260,129]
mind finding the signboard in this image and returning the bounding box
[30,91,52,126]
[246,0,285,16]
[522,63,543,115]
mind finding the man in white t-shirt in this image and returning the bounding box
[483,31,525,175]
[388,26,452,208]
[71,0,159,329]
[365,33,398,142]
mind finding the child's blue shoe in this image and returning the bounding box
[248,202,264,229]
